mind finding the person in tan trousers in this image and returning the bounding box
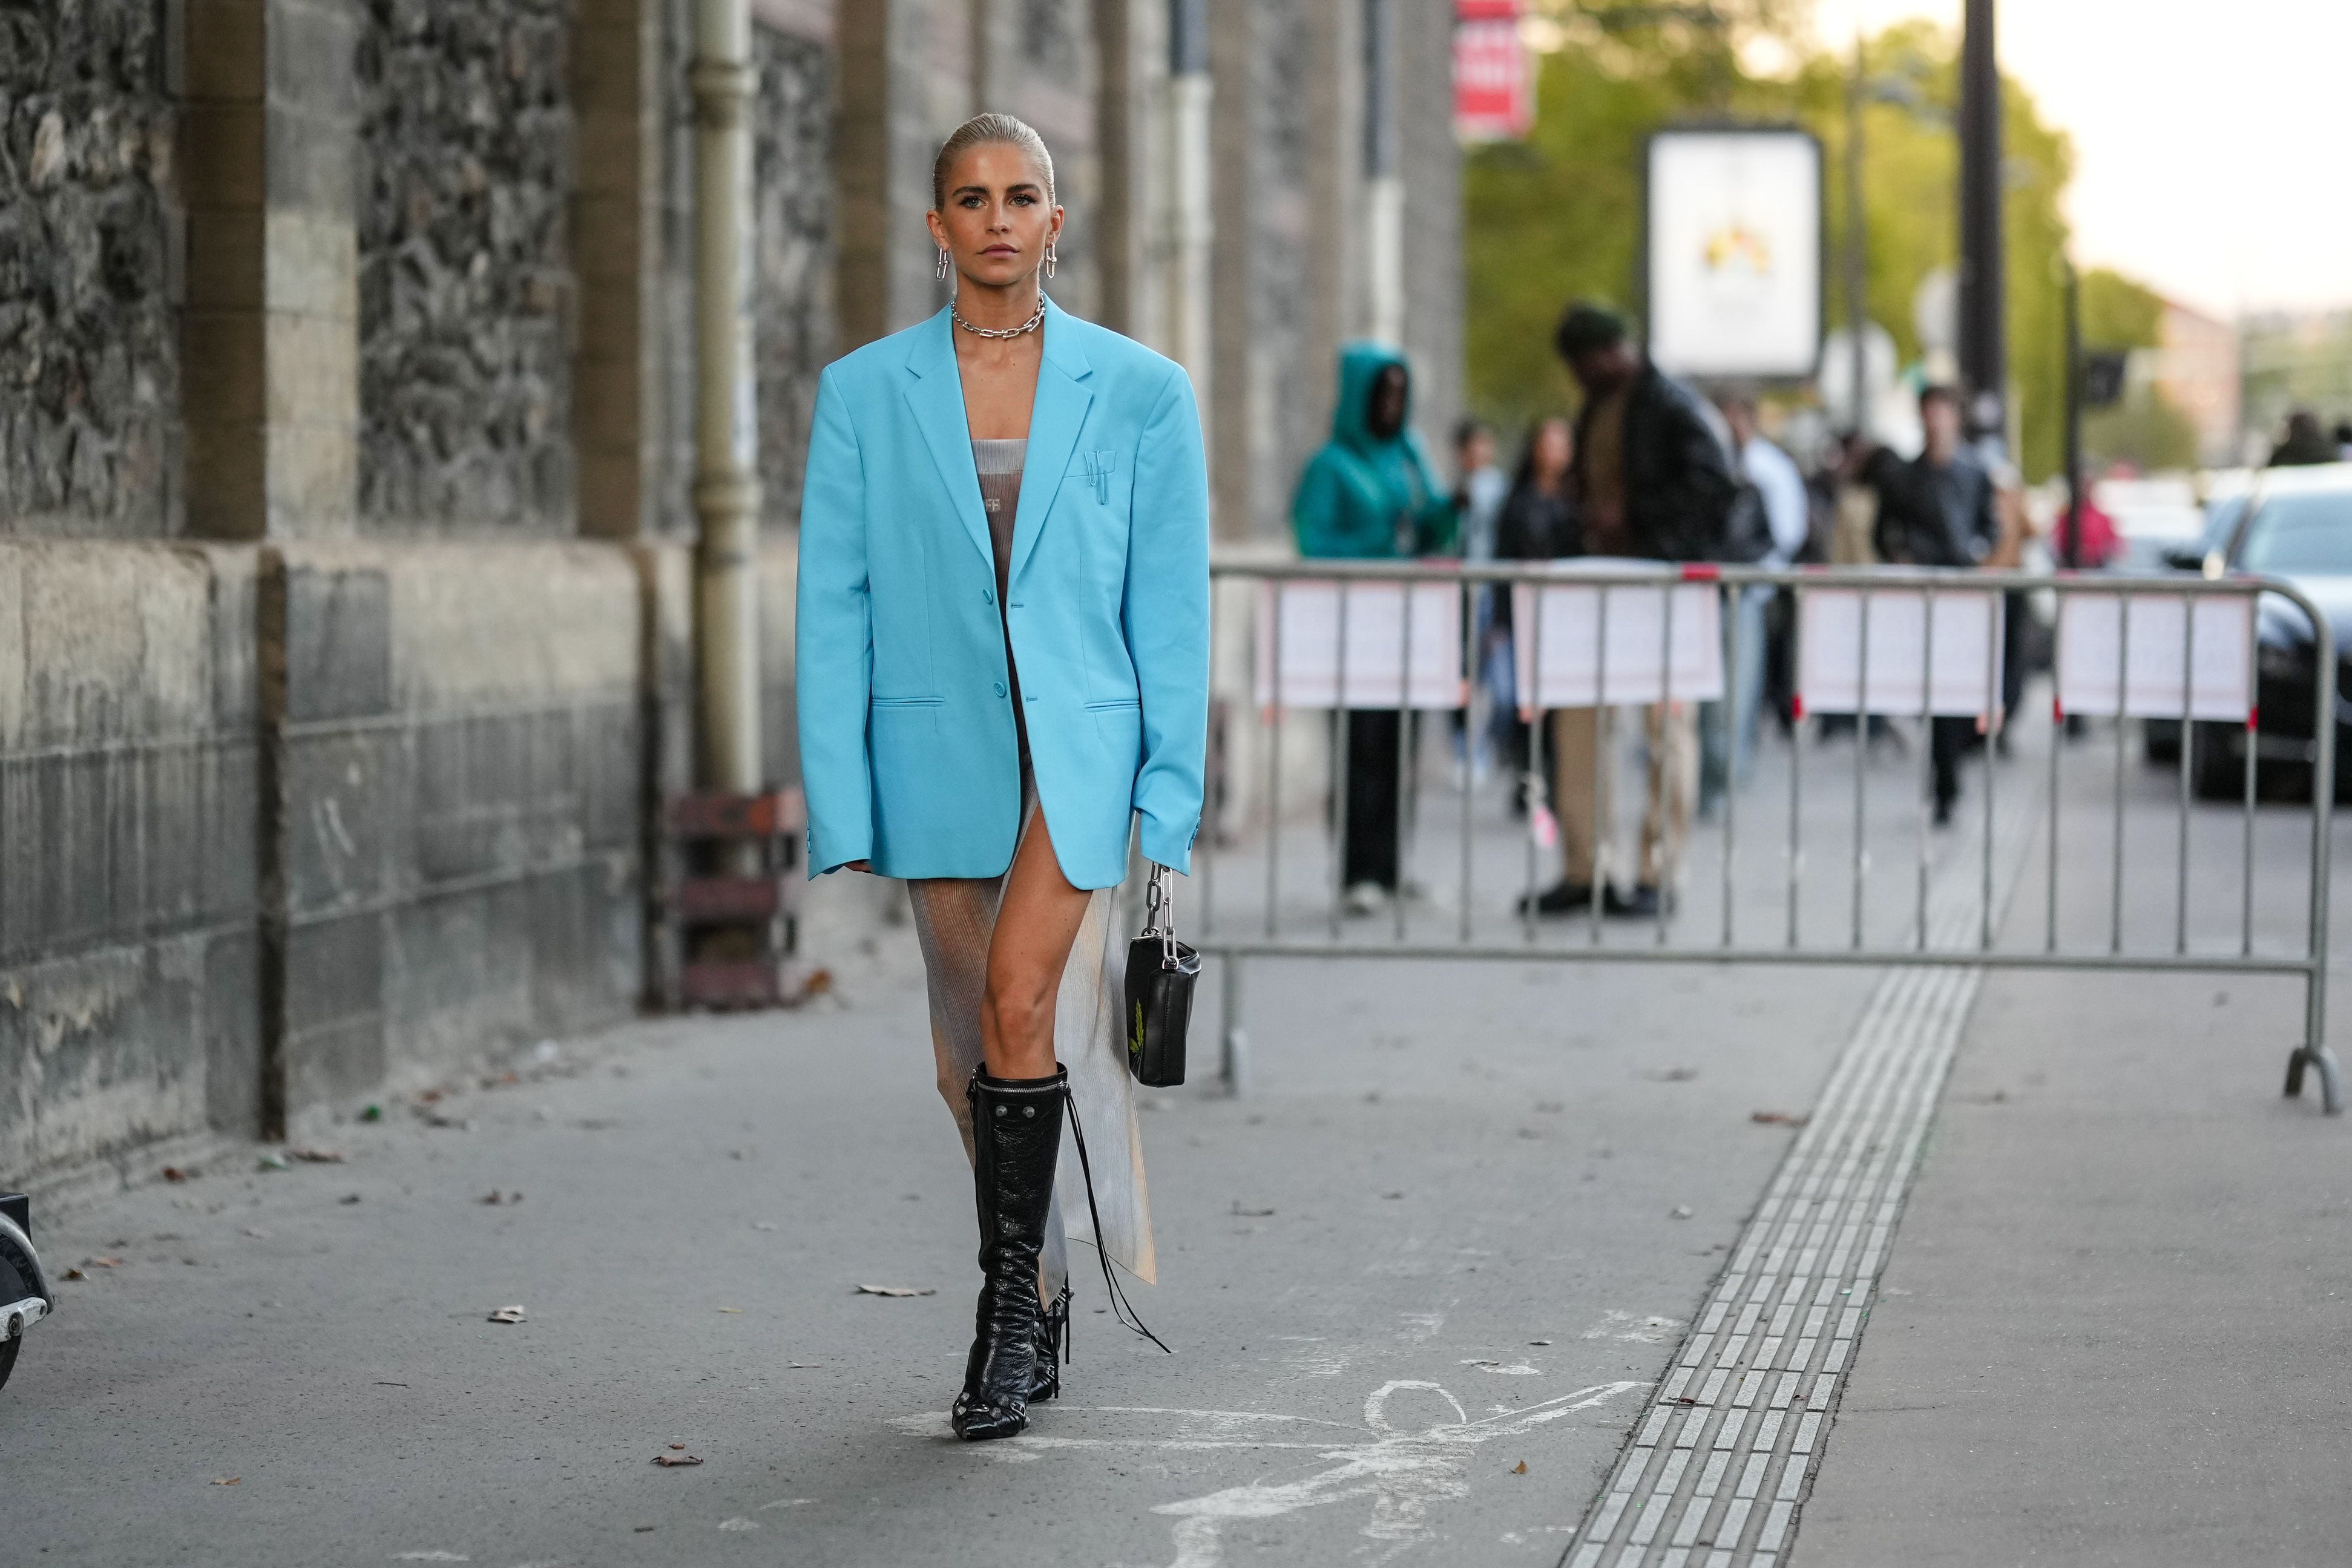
[1517,304,1738,920]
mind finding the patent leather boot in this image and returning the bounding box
[951,1068,1064,1440]
[1031,1282,1071,1402]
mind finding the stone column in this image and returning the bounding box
[835,0,958,349]
[1398,0,1463,458]
[574,0,669,540]
[180,0,362,542]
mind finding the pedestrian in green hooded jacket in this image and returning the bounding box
[1293,342,1457,560]
[1290,343,1457,911]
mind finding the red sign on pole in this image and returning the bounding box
[1455,0,1532,143]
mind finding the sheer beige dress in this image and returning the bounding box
[902,437,1157,1301]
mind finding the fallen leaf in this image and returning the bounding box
[375,1381,409,1387]
[487,1305,527,1324]
[1670,1205,1694,1219]
[242,1227,271,1239]
[751,1221,779,1232]
[62,1267,87,1281]
[855,1284,935,1297]
[418,1088,444,1104]
[1511,1461,1528,1474]
[1645,1067,1699,1083]
[1381,1191,1405,1200]
[633,1526,656,1533]
[89,1256,122,1268]
[653,1452,703,1468]
[1529,1338,1554,1346]
[803,968,834,997]
[669,1443,687,1449]
[256,1153,290,1171]
[211,1477,241,1486]
[717,1307,743,1314]
[163,1166,189,1182]
[360,1104,384,1122]
[1750,1110,1808,1126]
[787,1362,822,1369]
[289,1147,344,1164]
[1230,1202,1276,1218]
[717,1517,760,1532]
[339,1194,362,1205]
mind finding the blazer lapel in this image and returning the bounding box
[1009,299,1094,589]
[901,308,996,577]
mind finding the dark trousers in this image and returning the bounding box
[1335,709,1405,890]
[1931,715,1974,815]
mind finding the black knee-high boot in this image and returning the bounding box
[952,1067,1065,1440]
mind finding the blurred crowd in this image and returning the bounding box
[1287,303,2075,920]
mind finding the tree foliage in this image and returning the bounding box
[1465,15,2172,482]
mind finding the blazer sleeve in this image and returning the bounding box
[795,366,875,877]
[1123,364,1212,874]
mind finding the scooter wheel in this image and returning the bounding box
[0,1240,30,1394]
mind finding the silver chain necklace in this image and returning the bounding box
[951,296,1046,340]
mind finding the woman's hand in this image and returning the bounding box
[845,859,872,874]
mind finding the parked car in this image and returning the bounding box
[2157,464,2352,799]
[2144,477,2258,761]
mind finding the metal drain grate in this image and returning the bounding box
[1560,804,2038,1568]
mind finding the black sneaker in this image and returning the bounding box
[1606,884,1664,918]
[1516,881,1594,917]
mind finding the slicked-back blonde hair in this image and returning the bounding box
[931,113,1057,212]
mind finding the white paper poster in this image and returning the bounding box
[2055,594,2255,721]
[1798,588,2005,718]
[1509,574,1724,708]
[1646,128,1824,381]
[1252,580,1465,710]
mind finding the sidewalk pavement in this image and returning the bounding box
[2,888,1877,1567]
[7,718,2349,1567]
[1796,894,2352,1564]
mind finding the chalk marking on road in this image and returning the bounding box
[1146,1379,1644,1568]
[889,1379,1640,1564]
[1555,794,2040,1568]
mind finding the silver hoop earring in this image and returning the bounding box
[936,248,950,282]
[1045,243,1057,281]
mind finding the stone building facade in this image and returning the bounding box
[1,0,1462,1192]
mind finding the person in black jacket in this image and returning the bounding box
[1492,417,1578,820]
[1556,303,1742,564]
[1873,385,2001,825]
[1538,304,1740,917]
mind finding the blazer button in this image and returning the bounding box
[993,680,1008,698]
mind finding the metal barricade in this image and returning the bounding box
[1191,560,2342,1114]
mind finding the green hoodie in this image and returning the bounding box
[1290,342,1457,560]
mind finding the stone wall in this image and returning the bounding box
[266,540,643,1122]
[0,542,261,1183]
[355,0,577,531]
[752,21,832,531]
[0,0,180,537]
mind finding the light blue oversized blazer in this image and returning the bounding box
[795,298,1210,891]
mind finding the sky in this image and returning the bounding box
[1806,0,2352,320]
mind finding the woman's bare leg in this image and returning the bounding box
[981,809,1092,1081]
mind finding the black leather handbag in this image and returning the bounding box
[1123,864,1199,1087]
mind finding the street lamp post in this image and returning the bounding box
[1844,33,1869,442]
[1958,0,2006,451]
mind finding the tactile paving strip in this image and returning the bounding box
[1558,805,2037,1568]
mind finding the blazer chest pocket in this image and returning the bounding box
[1069,450,1120,505]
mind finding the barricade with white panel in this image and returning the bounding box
[1198,560,2338,1114]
